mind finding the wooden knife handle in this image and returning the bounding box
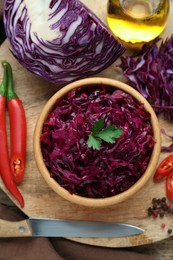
[0,218,32,237]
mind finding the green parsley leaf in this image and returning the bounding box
[87,134,101,150]
[87,119,123,150]
[95,126,123,143]
[92,118,104,134]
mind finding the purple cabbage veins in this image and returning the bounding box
[3,0,125,85]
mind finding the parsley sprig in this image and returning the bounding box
[87,119,123,150]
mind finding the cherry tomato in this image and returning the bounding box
[153,154,173,181]
[166,172,173,200]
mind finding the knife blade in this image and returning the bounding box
[0,218,144,238]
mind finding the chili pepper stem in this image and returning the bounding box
[2,61,18,100]
[0,62,8,97]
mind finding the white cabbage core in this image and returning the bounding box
[24,0,61,41]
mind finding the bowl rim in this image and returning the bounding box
[33,77,161,207]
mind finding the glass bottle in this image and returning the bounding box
[107,0,169,45]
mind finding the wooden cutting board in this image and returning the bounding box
[0,0,173,248]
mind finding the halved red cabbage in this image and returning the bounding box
[40,86,155,198]
[3,0,125,85]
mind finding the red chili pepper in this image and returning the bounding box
[153,154,173,181]
[166,172,173,200]
[0,62,24,207]
[2,61,27,184]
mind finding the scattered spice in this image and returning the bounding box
[147,197,170,218]
[148,197,173,236]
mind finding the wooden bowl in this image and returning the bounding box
[33,77,161,207]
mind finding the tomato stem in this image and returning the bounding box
[2,61,18,101]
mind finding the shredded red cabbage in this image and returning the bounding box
[160,129,173,152]
[119,35,173,120]
[40,86,155,198]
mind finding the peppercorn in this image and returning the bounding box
[152,198,157,204]
[157,198,161,204]
[147,208,153,216]
[168,229,172,235]
[161,197,166,203]
[160,202,165,208]
[153,203,158,210]
[162,204,169,211]
[161,223,166,229]
[159,212,164,218]
[153,211,158,218]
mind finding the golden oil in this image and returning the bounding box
[107,0,169,44]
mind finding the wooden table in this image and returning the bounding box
[1,1,173,259]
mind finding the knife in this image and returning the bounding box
[0,218,144,238]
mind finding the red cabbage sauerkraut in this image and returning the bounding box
[40,86,155,198]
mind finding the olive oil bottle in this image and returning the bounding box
[107,0,169,44]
